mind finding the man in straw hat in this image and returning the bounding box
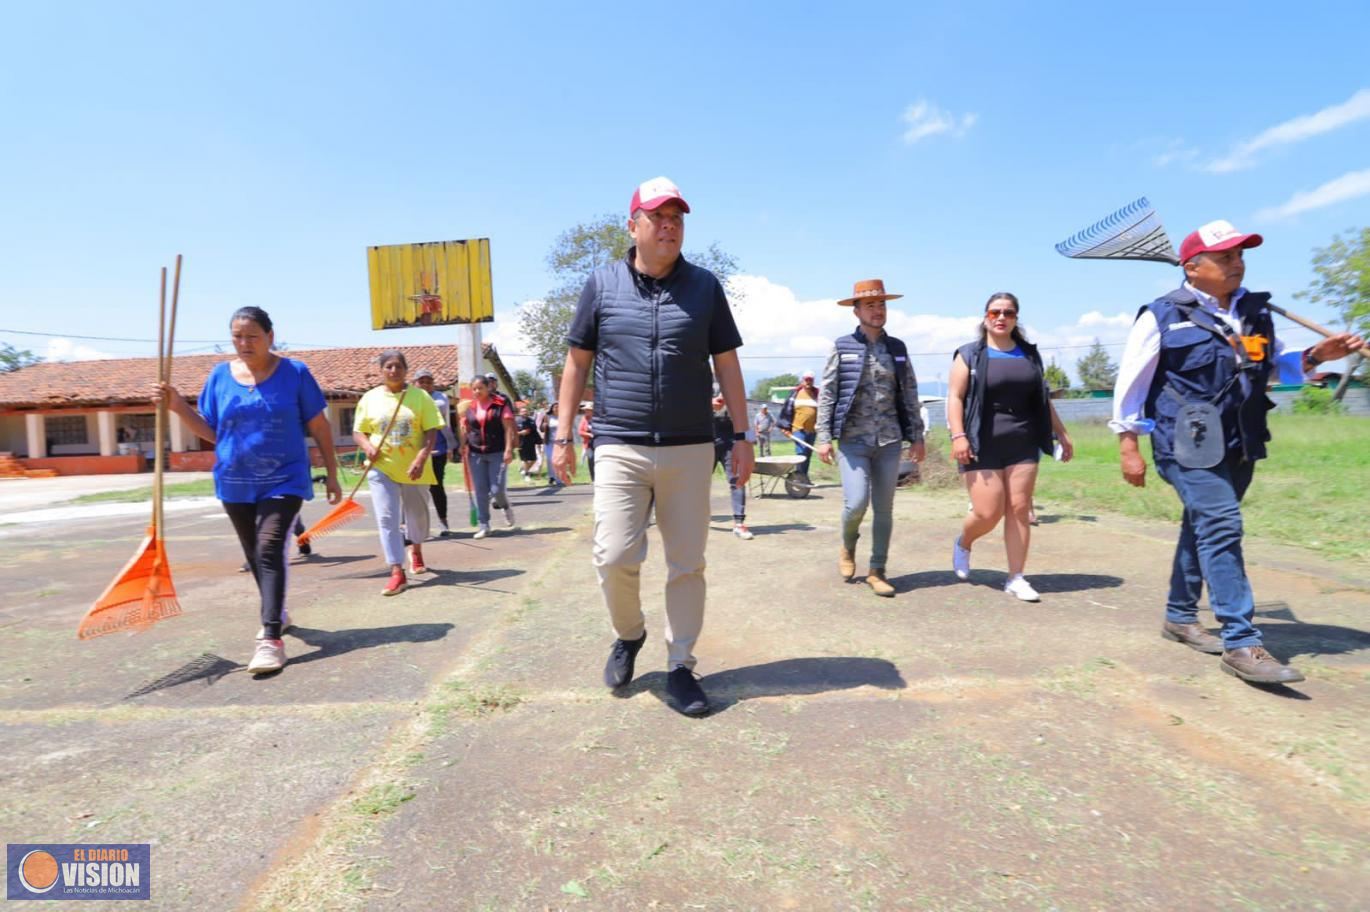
[1111,219,1363,684]
[554,176,752,716]
[815,279,926,597]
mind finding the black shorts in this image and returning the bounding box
[961,431,1041,473]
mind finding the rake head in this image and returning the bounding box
[78,531,182,640]
[297,497,365,545]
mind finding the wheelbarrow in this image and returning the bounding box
[750,455,812,499]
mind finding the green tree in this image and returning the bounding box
[1,343,39,373]
[510,368,544,404]
[750,372,799,400]
[1075,339,1118,390]
[517,213,742,377]
[1295,227,1369,381]
[1043,358,1071,391]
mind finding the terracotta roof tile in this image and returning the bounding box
[0,345,460,409]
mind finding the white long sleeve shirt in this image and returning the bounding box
[1109,283,1305,435]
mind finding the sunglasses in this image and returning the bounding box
[986,309,1018,319]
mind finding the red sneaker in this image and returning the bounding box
[382,568,408,596]
[409,545,427,575]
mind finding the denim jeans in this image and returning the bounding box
[792,429,815,476]
[469,451,505,525]
[714,441,746,522]
[838,440,903,572]
[1155,455,1260,649]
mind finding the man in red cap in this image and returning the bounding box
[1111,220,1363,684]
[554,176,753,716]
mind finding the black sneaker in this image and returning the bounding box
[666,666,710,716]
[603,632,647,689]
[297,540,312,556]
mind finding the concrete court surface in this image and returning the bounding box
[0,472,1366,911]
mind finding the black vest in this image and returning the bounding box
[828,331,915,442]
[954,337,1054,457]
[464,396,511,454]
[587,252,725,443]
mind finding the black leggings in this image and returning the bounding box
[430,453,449,524]
[223,496,302,640]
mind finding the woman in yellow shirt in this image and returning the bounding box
[352,350,443,595]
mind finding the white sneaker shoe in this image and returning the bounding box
[952,537,971,580]
[247,637,286,674]
[504,506,517,529]
[1004,574,1040,602]
[257,608,292,640]
[473,524,491,540]
[732,523,754,540]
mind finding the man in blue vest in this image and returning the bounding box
[554,176,753,716]
[1112,220,1363,684]
[815,279,926,597]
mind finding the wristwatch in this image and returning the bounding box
[553,437,575,445]
[732,430,754,443]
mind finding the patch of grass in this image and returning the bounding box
[1031,414,1370,564]
[427,680,524,736]
[69,478,220,504]
[351,781,415,816]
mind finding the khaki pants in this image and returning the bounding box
[592,443,713,671]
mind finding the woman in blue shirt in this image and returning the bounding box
[158,307,340,675]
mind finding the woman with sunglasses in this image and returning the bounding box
[946,292,1073,601]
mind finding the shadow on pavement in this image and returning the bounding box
[124,653,243,700]
[618,656,906,716]
[285,622,456,668]
[295,554,372,568]
[884,570,1124,594]
[1034,514,1099,524]
[1257,621,1370,660]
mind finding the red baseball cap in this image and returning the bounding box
[630,176,691,216]
[1178,219,1263,264]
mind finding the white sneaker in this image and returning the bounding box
[1004,574,1040,602]
[247,637,286,674]
[257,608,292,640]
[473,524,491,540]
[732,524,754,540]
[504,506,517,529]
[952,537,971,580]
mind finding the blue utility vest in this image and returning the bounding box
[827,330,916,442]
[1142,287,1276,463]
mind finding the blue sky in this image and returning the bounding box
[2,1,1367,394]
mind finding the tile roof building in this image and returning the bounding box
[0,345,459,475]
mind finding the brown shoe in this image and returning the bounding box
[866,570,895,598]
[1161,621,1223,655]
[1221,646,1305,684]
[839,547,856,581]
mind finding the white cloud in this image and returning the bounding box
[1254,167,1370,221]
[899,100,978,145]
[45,338,115,361]
[1206,87,1370,173]
[1153,139,1199,168]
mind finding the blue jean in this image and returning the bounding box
[792,429,815,476]
[1155,455,1260,649]
[468,451,505,525]
[838,440,903,572]
[714,441,746,522]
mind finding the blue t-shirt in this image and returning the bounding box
[197,358,328,503]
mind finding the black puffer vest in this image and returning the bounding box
[588,251,724,443]
[828,331,916,442]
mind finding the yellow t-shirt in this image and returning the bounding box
[354,385,444,485]
[792,388,818,434]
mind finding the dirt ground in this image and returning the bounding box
[0,474,1366,911]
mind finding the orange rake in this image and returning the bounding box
[298,386,410,545]
[79,257,184,639]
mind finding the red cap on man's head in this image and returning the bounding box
[1179,219,1263,264]
[630,176,691,216]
